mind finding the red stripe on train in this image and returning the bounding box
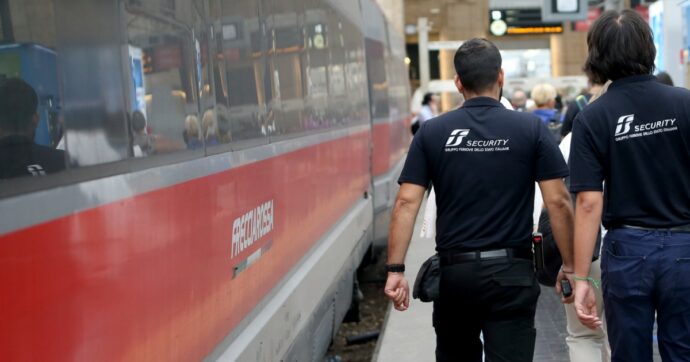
[372,117,412,177]
[0,132,370,361]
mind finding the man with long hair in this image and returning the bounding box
[571,10,690,361]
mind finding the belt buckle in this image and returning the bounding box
[478,249,508,260]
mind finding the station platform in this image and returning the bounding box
[373,209,662,362]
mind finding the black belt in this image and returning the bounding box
[440,248,532,266]
[621,224,690,233]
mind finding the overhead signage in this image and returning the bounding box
[542,0,588,22]
[489,8,563,36]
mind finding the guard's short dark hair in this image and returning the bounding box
[584,10,655,84]
[0,77,38,133]
[453,39,502,93]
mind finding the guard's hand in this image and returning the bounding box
[555,267,575,304]
[384,272,409,311]
[573,279,602,330]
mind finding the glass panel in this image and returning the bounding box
[124,0,203,155]
[0,0,61,179]
[267,0,304,137]
[365,38,389,120]
[341,17,368,126]
[303,0,329,132]
[55,1,133,168]
[207,0,269,147]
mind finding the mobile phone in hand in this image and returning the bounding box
[561,279,572,298]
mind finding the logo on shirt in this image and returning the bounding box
[613,114,678,142]
[26,164,46,176]
[614,114,634,136]
[445,129,470,147]
[444,128,510,153]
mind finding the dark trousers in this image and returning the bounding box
[602,229,690,362]
[433,257,540,362]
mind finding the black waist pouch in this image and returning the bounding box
[412,254,440,302]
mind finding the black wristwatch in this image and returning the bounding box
[386,263,405,273]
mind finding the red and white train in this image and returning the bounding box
[0,0,410,360]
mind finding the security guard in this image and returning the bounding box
[570,10,690,362]
[384,39,575,362]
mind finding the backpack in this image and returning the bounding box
[535,173,602,286]
[545,113,562,143]
[410,116,420,135]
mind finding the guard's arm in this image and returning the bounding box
[573,191,603,278]
[387,183,427,264]
[538,178,575,270]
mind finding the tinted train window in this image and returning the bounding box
[207,0,269,146]
[125,0,204,155]
[366,38,389,120]
[302,0,330,132]
[268,0,305,137]
[0,1,66,180]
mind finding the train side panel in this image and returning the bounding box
[0,129,370,361]
[0,0,408,360]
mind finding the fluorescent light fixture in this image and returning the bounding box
[555,0,578,13]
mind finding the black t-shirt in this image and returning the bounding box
[561,93,591,137]
[569,75,690,228]
[398,97,569,252]
[0,135,66,179]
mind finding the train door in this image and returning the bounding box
[360,0,392,249]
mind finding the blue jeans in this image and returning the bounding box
[602,228,690,362]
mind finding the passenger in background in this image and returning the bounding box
[131,110,151,157]
[531,83,562,141]
[510,89,528,112]
[418,92,438,124]
[0,78,65,179]
[183,115,202,150]
[555,93,564,114]
[411,93,439,134]
[539,73,611,362]
[201,109,219,147]
[560,79,606,139]
[655,71,674,86]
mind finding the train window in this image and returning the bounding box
[325,7,349,127]
[55,1,139,169]
[366,39,390,121]
[341,17,368,127]
[303,0,330,132]
[207,0,269,147]
[124,0,203,155]
[0,1,65,180]
[265,0,305,137]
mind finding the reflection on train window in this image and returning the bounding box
[0,0,66,180]
[267,0,304,137]
[366,38,390,121]
[125,0,203,155]
[208,0,267,144]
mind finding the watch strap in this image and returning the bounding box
[386,263,405,273]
